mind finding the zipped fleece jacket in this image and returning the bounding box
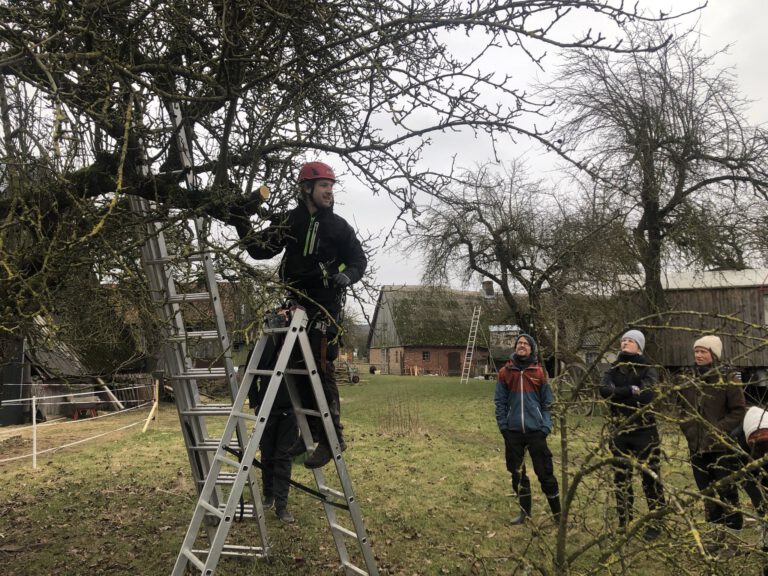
[238,203,367,318]
[677,365,745,454]
[494,361,553,435]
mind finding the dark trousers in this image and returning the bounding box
[610,428,665,525]
[502,430,559,498]
[260,410,299,510]
[690,451,743,529]
[294,326,342,440]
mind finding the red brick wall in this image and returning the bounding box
[369,347,490,376]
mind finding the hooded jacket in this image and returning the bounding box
[677,364,746,454]
[494,335,554,434]
[599,352,658,434]
[237,202,366,318]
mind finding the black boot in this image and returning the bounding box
[511,493,532,525]
[547,493,562,523]
[304,440,333,469]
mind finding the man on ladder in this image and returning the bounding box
[220,161,367,469]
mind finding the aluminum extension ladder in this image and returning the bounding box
[172,306,379,576]
[460,306,481,384]
[129,102,268,556]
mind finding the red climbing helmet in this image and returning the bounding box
[298,161,336,183]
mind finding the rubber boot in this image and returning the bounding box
[547,493,562,523]
[510,493,532,525]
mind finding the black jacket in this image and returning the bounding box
[599,352,659,434]
[237,202,366,319]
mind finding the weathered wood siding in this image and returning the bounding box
[650,287,768,368]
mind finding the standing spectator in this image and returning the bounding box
[732,405,768,574]
[599,330,666,541]
[223,161,367,469]
[677,335,746,542]
[494,334,561,524]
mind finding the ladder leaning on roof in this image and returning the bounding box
[129,102,269,557]
[460,306,482,384]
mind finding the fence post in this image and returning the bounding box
[142,371,162,433]
[32,396,37,469]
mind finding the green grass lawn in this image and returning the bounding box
[1,375,766,575]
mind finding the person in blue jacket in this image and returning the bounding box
[494,334,561,524]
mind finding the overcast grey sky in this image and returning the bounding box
[336,1,768,294]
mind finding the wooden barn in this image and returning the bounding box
[634,269,768,382]
[367,285,512,376]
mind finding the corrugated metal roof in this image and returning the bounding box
[619,269,768,292]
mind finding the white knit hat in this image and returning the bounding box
[693,335,723,360]
[621,329,645,352]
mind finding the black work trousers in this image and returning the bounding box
[260,410,299,510]
[502,429,559,499]
[291,325,342,440]
[690,450,743,530]
[610,428,665,525]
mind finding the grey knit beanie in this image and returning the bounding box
[621,330,646,352]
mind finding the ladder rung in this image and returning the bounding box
[284,368,310,376]
[262,325,290,335]
[221,544,268,557]
[190,440,238,451]
[230,410,259,422]
[216,454,242,468]
[192,544,267,558]
[181,548,206,571]
[168,330,221,341]
[167,292,214,303]
[294,407,321,417]
[331,522,358,539]
[171,368,227,379]
[340,561,369,576]
[319,485,345,499]
[145,254,204,265]
[181,406,233,416]
[200,499,225,518]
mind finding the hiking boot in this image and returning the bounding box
[262,495,275,510]
[511,493,532,525]
[276,508,295,524]
[304,441,334,469]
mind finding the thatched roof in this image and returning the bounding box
[368,285,513,348]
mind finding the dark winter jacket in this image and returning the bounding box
[677,364,746,454]
[599,352,658,435]
[237,202,366,319]
[494,359,554,435]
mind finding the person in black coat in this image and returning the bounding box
[599,330,666,541]
[226,161,367,469]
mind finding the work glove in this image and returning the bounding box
[332,272,351,287]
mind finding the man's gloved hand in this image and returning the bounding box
[332,272,351,287]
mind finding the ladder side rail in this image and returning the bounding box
[292,324,378,575]
[129,196,218,496]
[170,103,239,402]
[283,336,353,570]
[166,107,256,511]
